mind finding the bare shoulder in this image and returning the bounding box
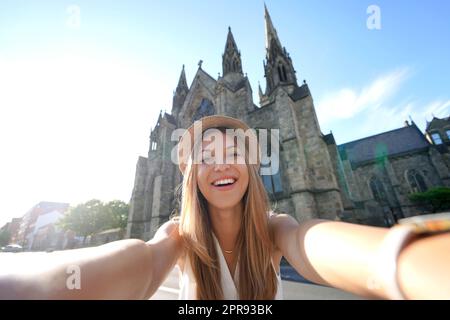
[151,219,181,241]
[267,211,299,261]
[147,219,183,257]
[268,211,299,236]
[148,218,185,270]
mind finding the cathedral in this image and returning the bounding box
[126,6,450,240]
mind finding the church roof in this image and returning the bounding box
[337,125,430,165]
[218,76,248,92]
[289,84,310,101]
[322,132,336,145]
[164,113,176,125]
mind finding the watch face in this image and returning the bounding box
[398,212,450,233]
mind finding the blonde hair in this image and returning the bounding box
[177,127,277,299]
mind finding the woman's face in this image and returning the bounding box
[196,130,249,210]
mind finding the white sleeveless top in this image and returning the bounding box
[178,234,283,300]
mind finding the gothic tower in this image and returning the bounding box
[252,4,344,222]
[172,65,189,121]
[222,27,243,76]
[263,4,297,95]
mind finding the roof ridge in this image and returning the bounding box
[338,125,414,147]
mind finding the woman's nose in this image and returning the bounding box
[213,161,230,171]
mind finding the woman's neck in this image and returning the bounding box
[208,202,243,251]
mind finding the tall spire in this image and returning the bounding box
[172,65,189,117]
[263,4,298,94]
[176,64,188,92]
[264,3,282,59]
[222,27,243,76]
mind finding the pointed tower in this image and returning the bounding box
[222,27,243,76]
[171,65,189,119]
[263,4,297,95]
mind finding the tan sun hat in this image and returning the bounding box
[177,115,260,175]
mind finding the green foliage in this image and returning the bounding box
[408,187,450,213]
[104,200,129,231]
[0,228,11,247]
[57,199,129,242]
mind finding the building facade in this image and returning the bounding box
[126,7,450,240]
[425,116,450,168]
[16,201,69,250]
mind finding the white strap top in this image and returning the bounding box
[178,234,283,300]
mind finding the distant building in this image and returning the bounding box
[425,116,450,168]
[31,207,68,251]
[0,217,23,245]
[16,201,69,250]
[336,120,449,226]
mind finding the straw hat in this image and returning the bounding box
[177,115,260,174]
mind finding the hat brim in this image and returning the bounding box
[177,115,260,175]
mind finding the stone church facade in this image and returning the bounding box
[126,7,450,240]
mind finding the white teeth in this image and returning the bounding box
[213,178,236,186]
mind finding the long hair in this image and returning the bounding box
[178,127,278,299]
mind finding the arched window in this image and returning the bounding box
[277,63,288,82]
[257,128,283,198]
[192,98,215,122]
[261,162,283,193]
[277,64,287,82]
[233,59,239,72]
[261,163,283,198]
[407,169,427,193]
[369,176,387,203]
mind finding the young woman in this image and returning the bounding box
[1,115,449,300]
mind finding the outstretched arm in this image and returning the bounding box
[270,214,450,299]
[0,220,182,299]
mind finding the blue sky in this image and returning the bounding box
[0,0,449,226]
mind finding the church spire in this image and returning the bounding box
[172,65,189,117]
[263,4,298,95]
[264,3,282,58]
[222,27,243,76]
[176,64,188,92]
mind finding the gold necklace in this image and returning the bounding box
[224,250,233,254]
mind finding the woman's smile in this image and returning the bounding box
[210,176,239,191]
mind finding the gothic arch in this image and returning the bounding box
[192,98,216,122]
[369,176,387,203]
[405,169,428,193]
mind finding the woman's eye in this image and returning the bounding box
[226,152,238,158]
[202,156,213,164]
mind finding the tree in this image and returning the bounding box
[0,228,11,247]
[104,200,129,231]
[57,199,129,244]
[408,187,450,213]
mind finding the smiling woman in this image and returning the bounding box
[176,119,280,299]
[0,115,450,300]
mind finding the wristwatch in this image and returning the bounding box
[397,212,450,233]
[369,212,450,300]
